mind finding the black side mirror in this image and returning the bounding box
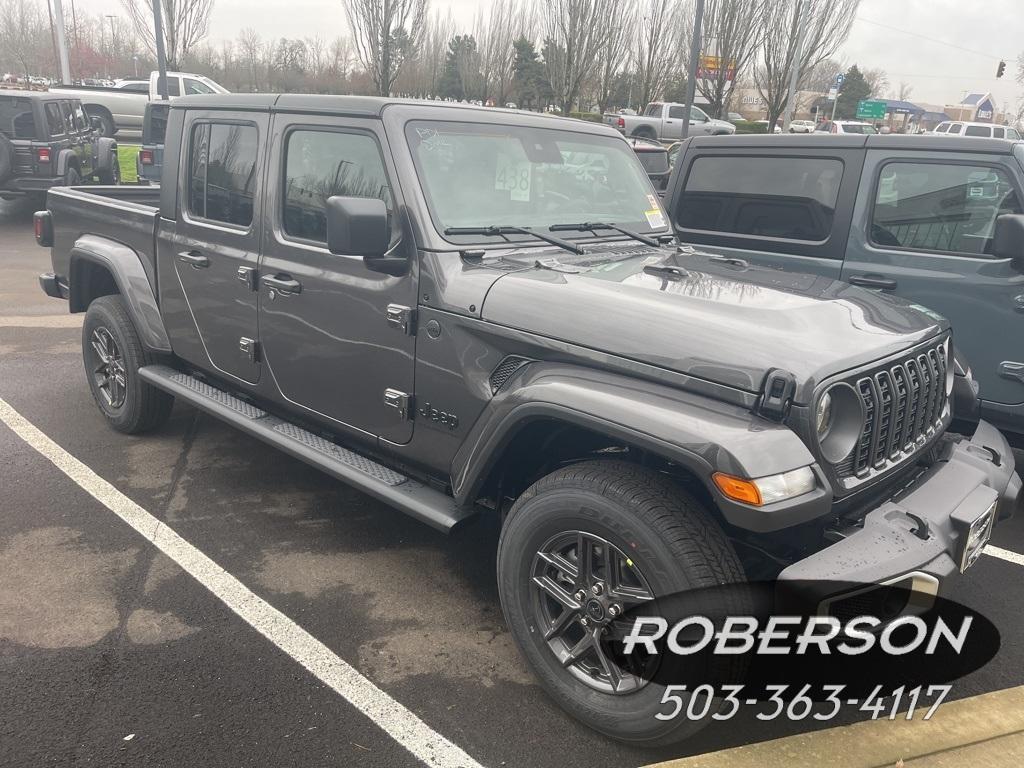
[325,196,405,274]
[993,214,1024,266]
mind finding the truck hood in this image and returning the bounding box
[481,246,946,403]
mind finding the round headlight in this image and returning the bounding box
[817,383,865,465]
[816,392,833,438]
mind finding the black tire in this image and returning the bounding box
[498,460,745,746]
[63,166,82,187]
[82,295,174,434]
[98,156,121,185]
[87,109,116,138]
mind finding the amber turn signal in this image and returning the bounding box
[712,472,763,506]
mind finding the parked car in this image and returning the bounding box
[36,95,1019,745]
[666,132,1024,438]
[932,120,1022,140]
[815,120,878,135]
[606,101,735,140]
[48,70,228,136]
[0,89,119,204]
[727,111,744,122]
[135,101,168,184]
[789,119,817,133]
[754,118,782,134]
[626,135,671,193]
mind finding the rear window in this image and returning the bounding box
[635,150,669,175]
[839,123,876,134]
[0,95,34,139]
[678,155,843,242]
[964,125,991,137]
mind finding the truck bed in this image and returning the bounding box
[47,185,162,291]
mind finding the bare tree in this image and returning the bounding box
[696,0,768,117]
[754,0,860,129]
[0,0,48,79]
[120,0,214,70]
[476,0,519,104]
[894,80,913,102]
[542,0,608,114]
[237,27,263,90]
[634,0,686,110]
[862,66,888,98]
[593,0,635,114]
[342,0,428,97]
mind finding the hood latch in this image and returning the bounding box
[758,369,797,421]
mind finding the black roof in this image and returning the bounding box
[687,133,1021,155]
[170,93,616,135]
[0,88,66,102]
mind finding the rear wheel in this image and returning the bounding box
[497,460,745,746]
[82,295,173,434]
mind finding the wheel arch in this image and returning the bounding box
[451,363,817,513]
[68,237,172,353]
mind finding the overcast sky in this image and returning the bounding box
[75,0,1022,109]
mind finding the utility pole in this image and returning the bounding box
[681,0,705,141]
[781,0,810,132]
[106,15,117,78]
[153,0,169,99]
[51,0,72,85]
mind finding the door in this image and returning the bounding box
[161,113,267,384]
[59,101,92,177]
[257,115,417,444]
[843,152,1024,408]
[664,106,687,140]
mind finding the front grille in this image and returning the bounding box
[14,146,33,174]
[840,340,949,478]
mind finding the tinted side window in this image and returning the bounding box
[282,130,392,243]
[871,162,1021,256]
[184,78,214,95]
[964,125,990,137]
[59,102,75,133]
[948,123,963,134]
[668,106,686,120]
[73,103,89,131]
[678,155,843,242]
[166,78,181,97]
[119,81,149,93]
[934,124,949,133]
[44,102,64,136]
[993,127,1005,139]
[188,122,258,227]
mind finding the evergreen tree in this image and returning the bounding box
[835,65,872,120]
[511,36,550,110]
[438,35,480,101]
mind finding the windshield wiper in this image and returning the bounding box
[549,221,661,248]
[444,226,584,255]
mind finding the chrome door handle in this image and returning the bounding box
[999,361,1024,383]
[849,274,897,290]
[177,250,209,268]
[261,274,302,295]
[1014,294,1024,313]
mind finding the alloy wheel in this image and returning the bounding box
[88,326,127,408]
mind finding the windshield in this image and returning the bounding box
[406,120,667,241]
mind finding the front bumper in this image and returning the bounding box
[779,420,1019,590]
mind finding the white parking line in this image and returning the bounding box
[0,397,484,768]
[985,545,1024,567]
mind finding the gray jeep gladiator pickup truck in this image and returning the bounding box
[36,95,1021,745]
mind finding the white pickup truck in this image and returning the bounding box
[48,71,228,137]
[605,102,735,140]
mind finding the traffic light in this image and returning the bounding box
[997,60,1006,78]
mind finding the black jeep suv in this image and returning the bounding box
[0,89,119,204]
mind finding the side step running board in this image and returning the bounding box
[138,365,475,533]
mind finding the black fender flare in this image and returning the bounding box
[55,148,78,177]
[68,234,172,352]
[450,363,819,516]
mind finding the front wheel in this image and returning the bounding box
[497,460,745,746]
[82,295,174,433]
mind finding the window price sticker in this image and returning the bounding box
[495,155,532,201]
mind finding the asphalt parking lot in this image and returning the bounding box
[2,195,1024,767]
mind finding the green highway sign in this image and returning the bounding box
[856,100,887,120]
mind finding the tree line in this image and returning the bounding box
[10,0,1017,129]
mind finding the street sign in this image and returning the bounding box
[835,73,845,86]
[828,87,838,101]
[856,99,887,120]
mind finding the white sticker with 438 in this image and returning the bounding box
[495,156,531,201]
